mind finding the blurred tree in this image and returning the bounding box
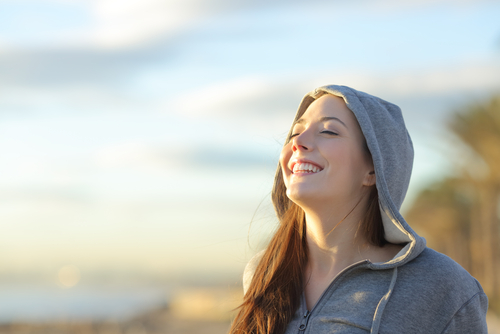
[406,95,500,313]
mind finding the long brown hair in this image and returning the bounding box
[229,93,386,334]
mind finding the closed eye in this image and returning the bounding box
[290,133,299,138]
[321,130,338,135]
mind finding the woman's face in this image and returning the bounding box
[280,94,375,208]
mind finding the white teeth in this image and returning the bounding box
[292,162,322,173]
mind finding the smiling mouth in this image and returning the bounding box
[292,163,323,174]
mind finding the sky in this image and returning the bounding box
[0,0,499,286]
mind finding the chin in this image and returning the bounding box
[286,187,320,206]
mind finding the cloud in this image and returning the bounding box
[0,0,204,50]
[0,85,146,117]
[86,0,202,49]
[169,58,500,117]
[374,0,498,8]
[375,62,500,97]
[0,0,498,124]
[1,0,496,50]
[23,0,333,49]
[185,146,277,169]
[94,141,174,170]
[94,140,276,172]
[0,43,174,87]
[170,76,282,116]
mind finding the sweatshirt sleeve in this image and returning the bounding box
[242,250,265,295]
[441,291,488,334]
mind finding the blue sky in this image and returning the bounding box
[0,0,499,284]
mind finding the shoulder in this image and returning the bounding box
[243,249,265,295]
[382,247,488,333]
[400,247,482,293]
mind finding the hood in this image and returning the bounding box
[290,85,426,267]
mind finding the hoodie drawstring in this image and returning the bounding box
[370,267,398,334]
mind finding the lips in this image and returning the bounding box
[289,159,324,174]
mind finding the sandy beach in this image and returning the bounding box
[0,309,231,334]
[0,287,239,334]
[1,286,499,334]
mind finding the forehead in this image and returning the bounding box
[298,94,355,123]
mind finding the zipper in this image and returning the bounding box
[298,310,310,332]
[297,260,369,333]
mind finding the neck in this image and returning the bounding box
[302,193,373,275]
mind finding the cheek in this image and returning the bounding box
[341,148,371,183]
[279,143,293,177]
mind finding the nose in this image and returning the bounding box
[291,135,310,152]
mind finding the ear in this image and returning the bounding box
[363,170,376,187]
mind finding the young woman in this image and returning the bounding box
[229,85,488,334]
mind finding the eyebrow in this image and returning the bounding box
[294,116,348,128]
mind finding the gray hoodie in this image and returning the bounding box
[243,85,488,333]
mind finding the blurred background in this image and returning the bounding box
[0,0,500,333]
